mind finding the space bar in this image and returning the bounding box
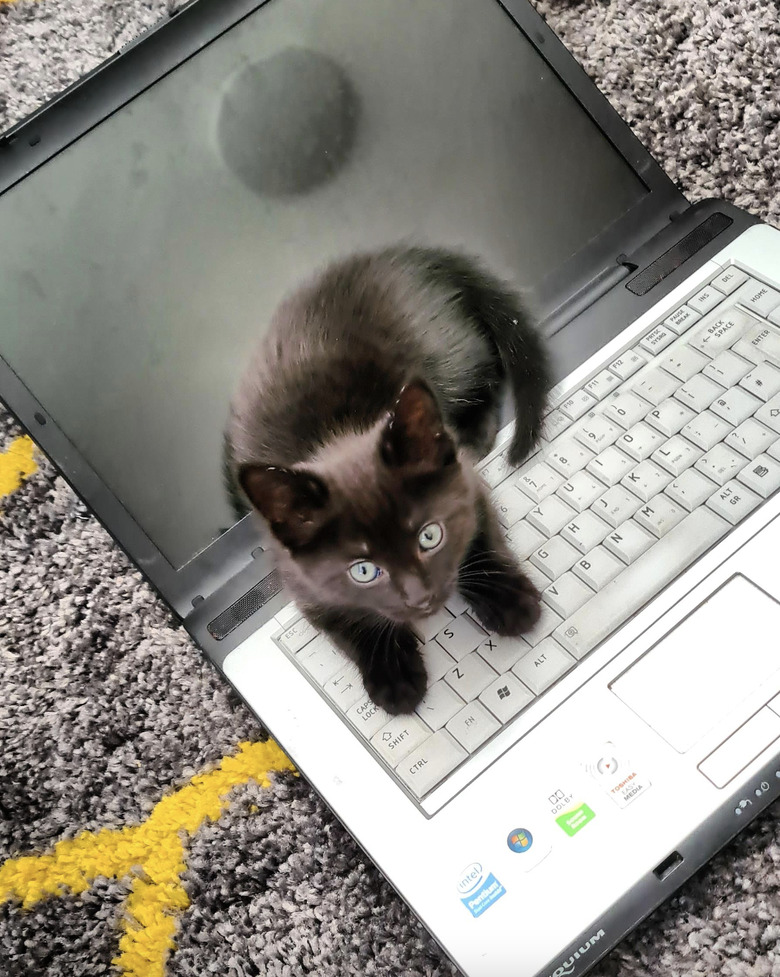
[552,508,730,660]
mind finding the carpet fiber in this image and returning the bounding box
[2,1,780,975]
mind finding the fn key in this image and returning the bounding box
[396,731,467,797]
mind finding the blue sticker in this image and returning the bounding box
[456,862,507,918]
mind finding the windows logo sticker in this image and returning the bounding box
[507,828,534,853]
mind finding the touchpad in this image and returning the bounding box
[611,575,780,752]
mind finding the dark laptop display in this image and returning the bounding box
[0,0,646,569]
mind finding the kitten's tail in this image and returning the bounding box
[410,248,552,467]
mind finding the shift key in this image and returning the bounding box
[396,730,467,797]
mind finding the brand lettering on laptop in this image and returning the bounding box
[548,929,606,977]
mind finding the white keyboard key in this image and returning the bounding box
[706,480,761,525]
[397,731,467,797]
[435,615,486,662]
[633,495,686,538]
[526,494,578,537]
[586,445,635,487]
[298,634,344,685]
[423,640,457,682]
[560,389,598,421]
[617,422,666,462]
[479,674,535,724]
[738,453,780,498]
[416,679,464,731]
[703,350,752,387]
[633,368,681,407]
[755,393,780,435]
[621,460,673,502]
[688,305,755,356]
[574,411,622,449]
[591,484,643,528]
[553,507,730,659]
[446,701,501,752]
[664,304,702,334]
[561,509,612,553]
[572,546,623,590]
[542,571,594,618]
[602,392,650,429]
[479,448,514,488]
[695,443,747,486]
[324,667,365,712]
[739,362,780,402]
[444,651,498,700]
[476,634,529,673]
[505,522,546,561]
[277,617,317,654]
[512,638,575,694]
[645,399,697,438]
[608,348,646,381]
[710,266,749,295]
[274,602,302,628]
[651,435,704,476]
[709,386,762,425]
[529,536,580,579]
[674,373,724,413]
[732,323,780,367]
[724,418,777,460]
[665,467,717,511]
[445,591,470,617]
[371,715,430,765]
[662,345,709,382]
[733,277,780,319]
[557,471,605,512]
[542,409,574,441]
[411,606,455,642]
[602,520,655,564]
[523,603,564,647]
[640,324,676,355]
[517,462,565,503]
[584,369,621,401]
[688,284,725,315]
[682,410,733,450]
[547,439,596,479]
[347,696,393,738]
[492,482,535,529]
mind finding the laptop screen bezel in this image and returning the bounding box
[0,0,687,617]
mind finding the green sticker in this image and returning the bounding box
[556,803,595,836]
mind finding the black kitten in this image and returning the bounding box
[226,246,551,714]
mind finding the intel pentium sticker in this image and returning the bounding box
[556,803,596,837]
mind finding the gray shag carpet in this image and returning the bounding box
[2,0,780,975]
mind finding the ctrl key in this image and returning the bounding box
[396,731,468,797]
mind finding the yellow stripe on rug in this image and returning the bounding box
[0,435,38,498]
[0,740,296,977]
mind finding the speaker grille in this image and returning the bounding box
[627,213,733,296]
[208,568,284,640]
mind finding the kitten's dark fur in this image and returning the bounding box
[226,246,551,714]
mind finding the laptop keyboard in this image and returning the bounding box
[274,262,780,800]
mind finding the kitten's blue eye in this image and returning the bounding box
[349,561,382,584]
[418,522,444,551]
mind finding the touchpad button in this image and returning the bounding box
[611,574,780,752]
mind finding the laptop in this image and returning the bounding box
[1,0,779,973]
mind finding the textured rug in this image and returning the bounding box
[2,1,780,976]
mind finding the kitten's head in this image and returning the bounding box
[239,380,478,621]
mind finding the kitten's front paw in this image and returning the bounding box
[466,566,542,637]
[363,627,427,716]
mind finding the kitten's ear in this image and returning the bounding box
[380,380,456,473]
[239,465,330,549]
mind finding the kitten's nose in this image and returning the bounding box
[399,575,432,613]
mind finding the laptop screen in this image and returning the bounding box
[0,0,647,570]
